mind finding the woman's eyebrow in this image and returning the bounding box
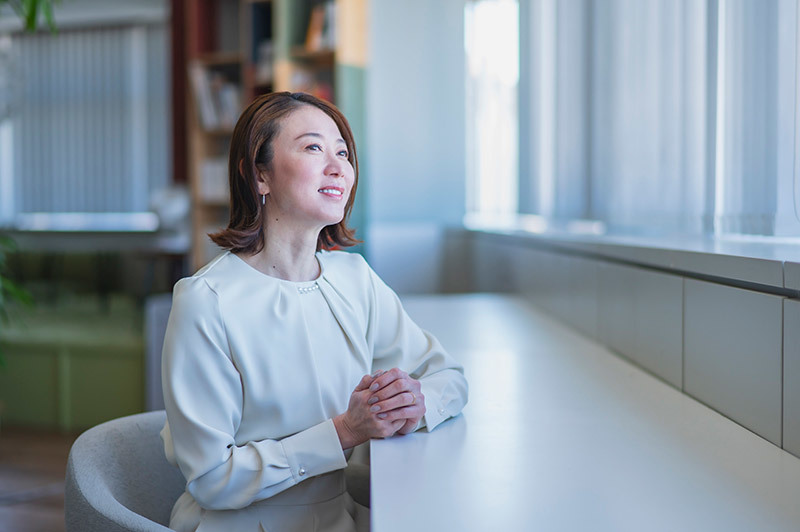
[294,132,346,144]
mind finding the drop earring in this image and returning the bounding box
[261,194,265,205]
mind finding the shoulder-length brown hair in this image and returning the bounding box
[209,92,360,255]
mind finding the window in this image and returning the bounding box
[469,0,800,238]
[465,0,519,217]
[0,5,170,228]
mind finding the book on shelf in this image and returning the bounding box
[188,61,242,131]
[189,62,217,129]
[213,75,240,129]
[200,157,229,203]
[255,40,274,85]
[305,1,336,52]
[322,1,335,50]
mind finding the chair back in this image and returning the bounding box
[65,410,185,532]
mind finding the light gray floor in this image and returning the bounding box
[370,294,800,532]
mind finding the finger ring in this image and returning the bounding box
[409,392,416,405]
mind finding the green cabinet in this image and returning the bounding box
[0,303,144,431]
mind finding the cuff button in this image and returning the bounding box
[299,467,306,476]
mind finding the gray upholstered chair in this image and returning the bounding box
[64,410,184,531]
[65,410,371,531]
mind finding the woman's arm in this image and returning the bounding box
[364,260,469,432]
[161,277,348,511]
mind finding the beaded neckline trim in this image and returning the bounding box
[297,283,320,294]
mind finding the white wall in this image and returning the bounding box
[365,0,466,293]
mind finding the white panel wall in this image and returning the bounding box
[596,261,684,387]
[470,236,601,341]
[509,246,544,300]
[784,299,800,456]
[466,232,797,453]
[440,227,475,294]
[539,252,572,322]
[786,262,800,291]
[470,234,514,293]
[567,256,599,340]
[630,268,683,388]
[598,262,638,362]
[682,280,783,445]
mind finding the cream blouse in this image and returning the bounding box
[160,250,468,532]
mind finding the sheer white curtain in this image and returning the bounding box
[465,0,519,216]
[589,0,708,234]
[518,0,800,237]
[716,0,798,236]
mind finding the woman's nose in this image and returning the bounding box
[326,158,346,178]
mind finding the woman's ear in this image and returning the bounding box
[255,168,271,197]
[243,158,270,196]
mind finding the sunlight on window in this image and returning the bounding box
[714,0,727,237]
[713,0,799,236]
[465,0,519,216]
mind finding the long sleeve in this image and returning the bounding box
[364,262,469,432]
[160,277,347,511]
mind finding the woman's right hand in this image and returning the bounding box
[334,373,406,450]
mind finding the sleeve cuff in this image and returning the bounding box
[280,419,348,483]
[420,383,449,432]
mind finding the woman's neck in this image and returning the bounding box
[243,224,322,282]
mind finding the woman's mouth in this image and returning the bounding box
[319,187,344,198]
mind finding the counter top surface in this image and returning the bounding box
[370,294,800,532]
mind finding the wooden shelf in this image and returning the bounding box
[290,47,335,64]
[195,52,243,66]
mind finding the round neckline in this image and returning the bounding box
[228,251,324,286]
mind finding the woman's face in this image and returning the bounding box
[260,105,354,231]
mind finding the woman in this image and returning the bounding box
[161,92,468,532]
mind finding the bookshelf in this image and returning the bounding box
[183,0,346,271]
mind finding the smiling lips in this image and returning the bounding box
[319,187,344,198]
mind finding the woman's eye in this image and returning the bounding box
[306,144,322,152]
[338,150,349,158]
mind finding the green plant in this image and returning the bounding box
[0,236,32,367]
[2,0,59,31]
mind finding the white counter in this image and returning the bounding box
[370,294,800,532]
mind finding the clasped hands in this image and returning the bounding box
[334,368,425,450]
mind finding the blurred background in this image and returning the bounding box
[1,0,800,432]
[1,0,799,528]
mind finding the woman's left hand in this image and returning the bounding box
[364,368,425,435]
